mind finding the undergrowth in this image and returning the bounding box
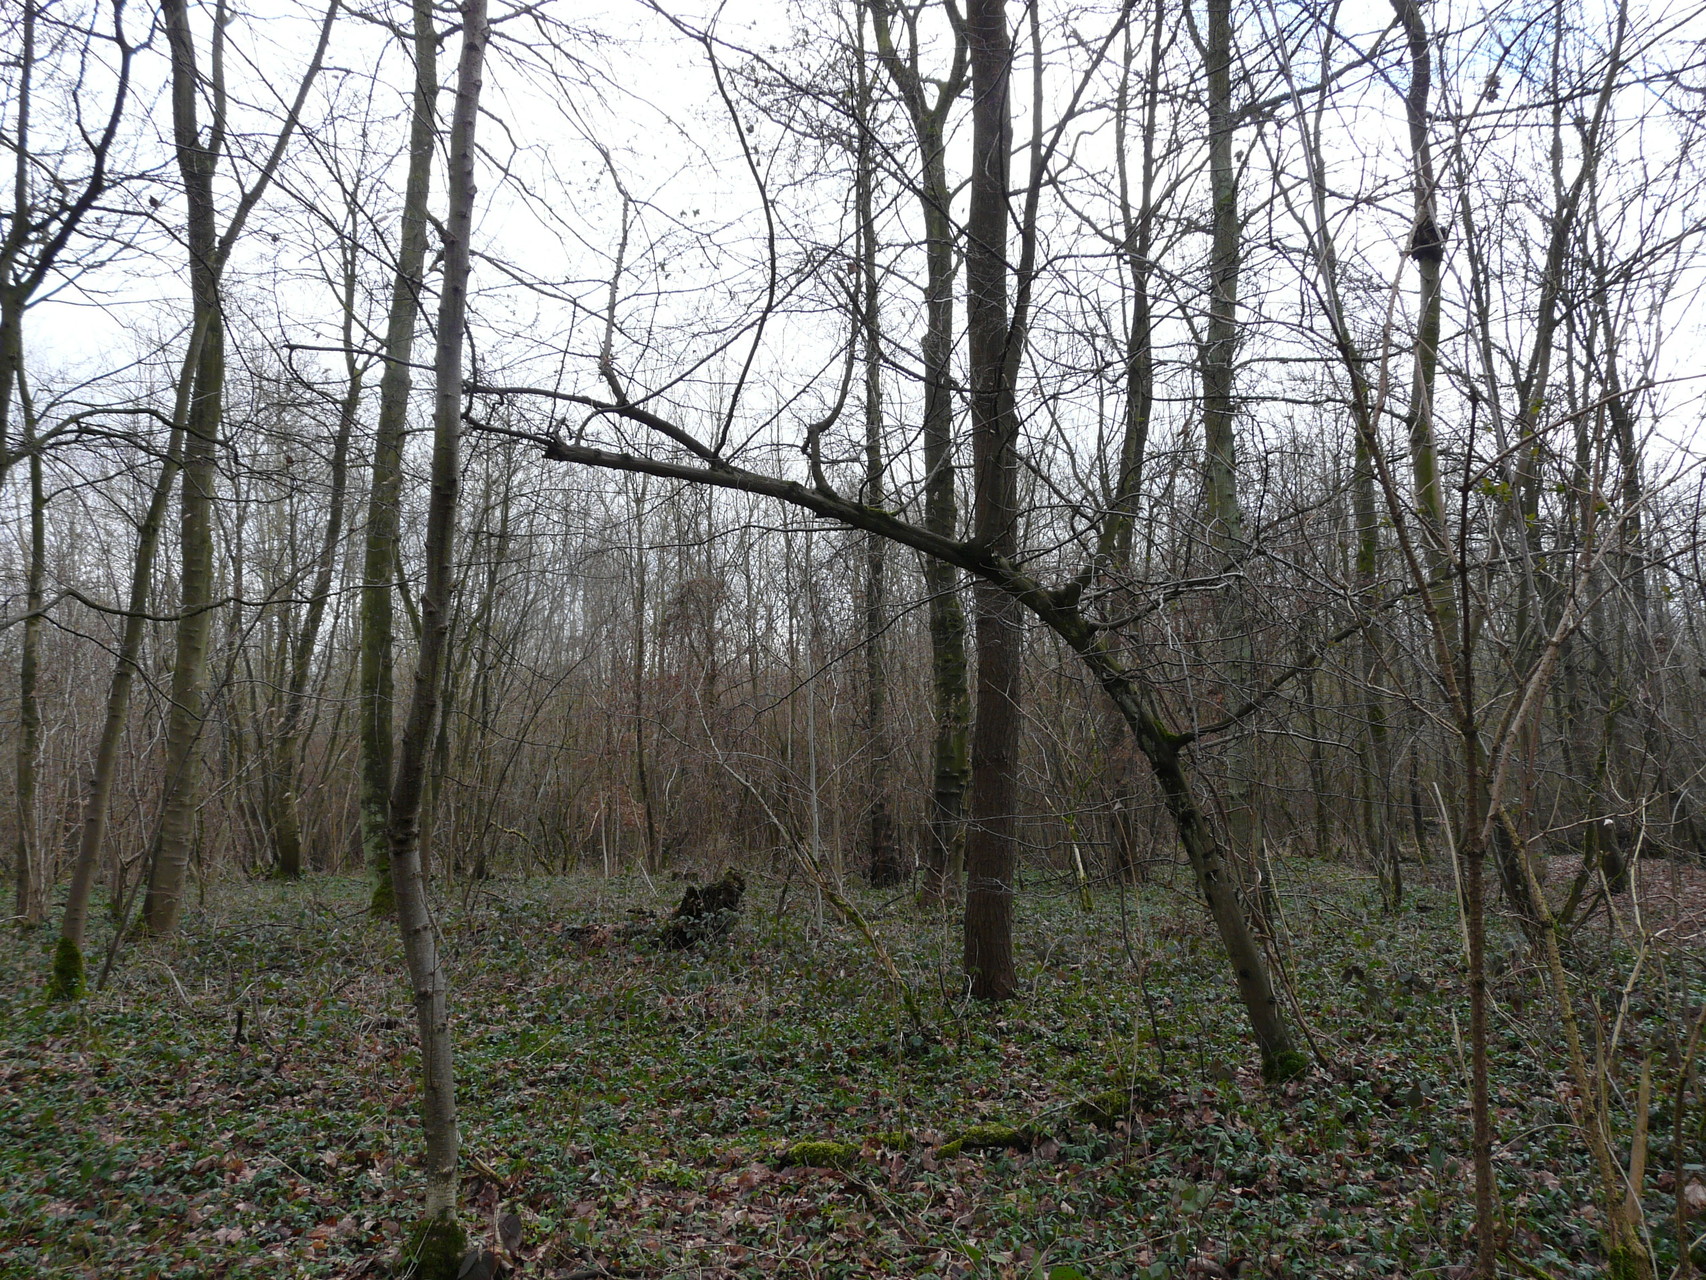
[0,858,1699,1278]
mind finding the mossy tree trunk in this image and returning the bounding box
[19,0,141,971]
[141,0,227,933]
[1390,0,1489,1264]
[55,398,189,993]
[3,14,32,927]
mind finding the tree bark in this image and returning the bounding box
[2,12,41,920]
[856,25,902,889]
[53,381,192,995]
[270,257,362,879]
[961,0,1023,1001]
[867,0,969,904]
[13,386,46,928]
[1354,397,1398,907]
[1098,0,1164,572]
[1385,11,1495,1259]
[362,0,438,916]
[142,0,333,932]
[142,0,227,934]
[384,0,487,1233]
[1198,0,1256,871]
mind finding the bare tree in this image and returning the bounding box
[142,0,336,933]
[383,0,488,1258]
[360,0,439,915]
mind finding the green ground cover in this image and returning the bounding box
[1,862,1698,1278]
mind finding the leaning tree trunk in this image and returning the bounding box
[361,0,438,917]
[516,0,1297,1074]
[961,0,1024,1001]
[383,0,487,1257]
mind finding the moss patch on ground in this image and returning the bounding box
[777,1139,859,1169]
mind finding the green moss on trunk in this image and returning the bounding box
[1261,1048,1310,1084]
[47,935,86,1001]
[402,1211,466,1280]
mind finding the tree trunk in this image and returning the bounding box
[961,0,1022,1001]
[13,399,46,928]
[384,0,487,1244]
[1354,406,1398,907]
[1,7,41,915]
[1098,0,1164,572]
[140,0,333,931]
[867,0,969,905]
[1387,10,1496,1261]
[362,0,438,916]
[1043,598,1303,1078]
[631,481,661,873]
[1199,0,1256,873]
[52,375,192,995]
[142,0,226,934]
[0,0,33,498]
[271,259,362,880]
[856,30,902,889]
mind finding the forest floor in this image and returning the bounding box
[2,854,1702,1279]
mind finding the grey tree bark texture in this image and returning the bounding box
[13,381,45,928]
[1197,0,1257,879]
[141,0,230,935]
[142,0,334,934]
[383,0,488,1242]
[360,0,439,917]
